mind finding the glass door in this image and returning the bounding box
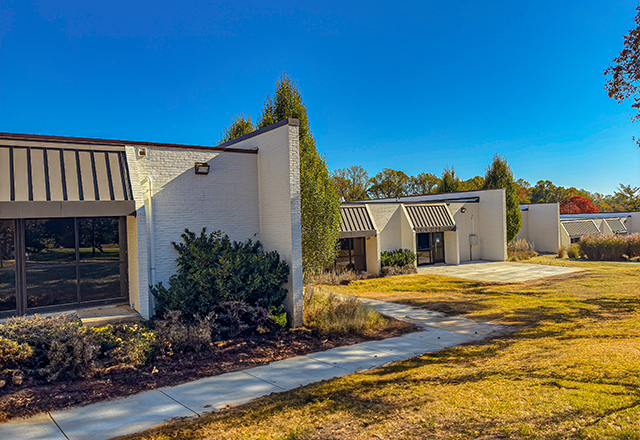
[0,220,17,314]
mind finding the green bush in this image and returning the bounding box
[566,243,580,259]
[92,324,157,367]
[381,249,416,267]
[0,315,99,381]
[0,337,33,385]
[303,285,388,335]
[214,302,281,339]
[151,229,290,320]
[578,234,640,261]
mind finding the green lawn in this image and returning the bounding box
[122,257,640,440]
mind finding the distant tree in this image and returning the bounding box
[436,167,461,193]
[605,6,640,146]
[560,196,600,214]
[483,154,522,242]
[332,166,370,201]
[529,180,568,204]
[614,184,640,211]
[257,74,341,273]
[368,168,410,199]
[460,175,485,191]
[408,172,440,195]
[219,112,255,144]
[515,178,532,204]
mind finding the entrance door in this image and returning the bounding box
[416,233,432,265]
[432,232,445,263]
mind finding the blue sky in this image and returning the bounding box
[1,0,639,195]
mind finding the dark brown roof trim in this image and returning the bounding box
[0,132,253,154]
[216,118,300,148]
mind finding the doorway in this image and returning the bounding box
[416,232,445,265]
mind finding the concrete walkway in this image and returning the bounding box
[417,260,581,283]
[0,299,507,440]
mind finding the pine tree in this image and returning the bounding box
[483,154,522,242]
[219,112,255,144]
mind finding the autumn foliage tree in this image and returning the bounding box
[560,196,600,214]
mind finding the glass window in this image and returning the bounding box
[27,266,77,308]
[78,218,120,262]
[0,220,16,312]
[80,263,123,302]
[25,218,76,265]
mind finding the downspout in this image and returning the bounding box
[145,176,156,288]
[470,215,475,261]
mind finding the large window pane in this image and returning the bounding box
[78,218,120,262]
[0,220,16,312]
[25,218,76,265]
[80,263,123,302]
[26,266,77,308]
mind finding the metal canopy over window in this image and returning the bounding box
[0,143,135,219]
[561,220,600,238]
[605,218,627,234]
[340,206,376,238]
[405,204,456,233]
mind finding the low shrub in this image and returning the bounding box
[566,243,580,259]
[303,285,388,335]
[0,337,33,386]
[507,239,538,261]
[305,269,374,285]
[557,246,565,258]
[0,315,99,381]
[380,265,417,277]
[153,311,214,354]
[92,324,157,367]
[151,229,289,320]
[578,233,640,261]
[381,249,416,267]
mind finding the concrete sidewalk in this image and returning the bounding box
[417,260,581,283]
[0,299,507,440]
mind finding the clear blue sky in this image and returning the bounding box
[2,0,639,195]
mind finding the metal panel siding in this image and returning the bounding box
[47,150,64,201]
[0,147,10,201]
[13,148,29,202]
[94,152,112,201]
[405,204,455,232]
[30,148,47,201]
[561,220,601,238]
[340,206,376,235]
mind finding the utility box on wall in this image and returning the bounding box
[469,234,479,246]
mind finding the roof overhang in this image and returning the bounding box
[0,201,136,219]
[405,204,456,233]
[340,205,377,238]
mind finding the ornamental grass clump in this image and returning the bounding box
[303,285,387,335]
[507,239,538,261]
[579,233,640,261]
[566,243,580,259]
[150,229,289,320]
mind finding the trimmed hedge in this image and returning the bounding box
[381,249,416,267]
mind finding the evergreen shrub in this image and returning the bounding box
[381,249,416,267]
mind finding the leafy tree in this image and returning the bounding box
[407,172,441,195]
[483,154,522,242]
[437,167,461,193]
[560,196,600,214]
[368,168,410,199]
[515,178,532,204]
[219,112,255,144]
[614,184,640,211]
[257,74,341,273]
[460,175,485,191]
[529,180,568,204]
[605,6,640,145]
[332,166,370,201]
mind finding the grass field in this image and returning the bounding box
[122,257,640,440]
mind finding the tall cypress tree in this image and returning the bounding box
[483,154,522,242]
[220,74,341,274]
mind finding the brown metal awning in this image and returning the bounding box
[0,143,135,219]
[405,204,456,233]
[561,220,600,238]
[340,206,376,238]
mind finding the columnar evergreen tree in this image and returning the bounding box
[219,112,255,144]
[256,74,341,273]
[437,167,461,193]
[483,154,522,242]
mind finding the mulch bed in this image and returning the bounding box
[0,320,417,422]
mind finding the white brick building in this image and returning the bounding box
[0,119,304,325]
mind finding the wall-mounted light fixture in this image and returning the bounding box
[460,207,467,213]
[137,147,148,158]
[194,163,210,175]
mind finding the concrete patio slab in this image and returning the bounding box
[243,355,349,390]
[0,413,66,440]
[50,389,195,440]
[160,370,281,415]
[417,260,581,283]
